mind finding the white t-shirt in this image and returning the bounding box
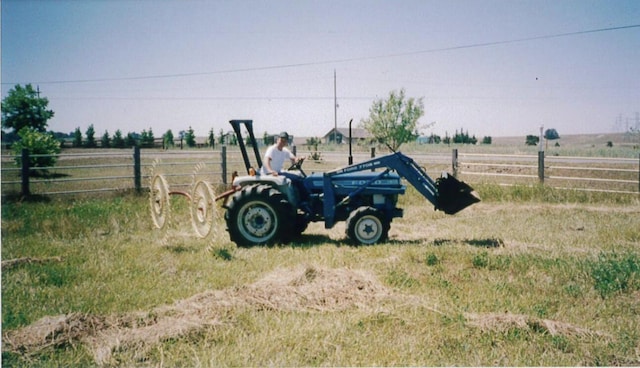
[260,144,294,175]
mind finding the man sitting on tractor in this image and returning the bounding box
[260,131,300,176]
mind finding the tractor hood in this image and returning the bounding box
[304,172,405,195]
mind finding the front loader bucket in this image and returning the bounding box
[435,175,481,215]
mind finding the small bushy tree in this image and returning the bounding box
[12,128,61,175]
[306,137,322,160]
[525,135,539,146]
[163,129,175,149]
[1,84,54,133]
[361,89,424,151]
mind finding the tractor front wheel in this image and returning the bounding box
[346,206,389,245]
[225,184,294,247]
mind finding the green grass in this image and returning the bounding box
[2,184,640,366]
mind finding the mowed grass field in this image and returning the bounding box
[2,179,639,366]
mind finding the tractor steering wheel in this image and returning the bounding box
[287,157,306,176]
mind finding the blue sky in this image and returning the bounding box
[2,0,639,139]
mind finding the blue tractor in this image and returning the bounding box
[222,120,480,246]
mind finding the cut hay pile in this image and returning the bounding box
[2,266,392,364]
[464,312,611,339]
[3,265,613,365]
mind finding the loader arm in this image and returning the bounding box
[322,151,479,228]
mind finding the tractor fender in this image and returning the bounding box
[232,174,288,187]
[232,174,297,206]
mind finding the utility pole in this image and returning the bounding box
[334,69,337,145]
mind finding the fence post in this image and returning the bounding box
[21,148,30,197]
[538,151,545,184]
[221,146,227,185]
[452,149,458,178]
[133,146,141,192]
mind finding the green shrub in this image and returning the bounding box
[12,127,61,175]
[589,252,639,298]
[472,252,489,269]
[425,253,439,266]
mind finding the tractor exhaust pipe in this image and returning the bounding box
[348,118,353,165]
[435,174,481,215]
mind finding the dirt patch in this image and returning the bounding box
[2,266,392,365]
[465,312,611,338]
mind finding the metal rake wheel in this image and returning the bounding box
[190,180,218,238]
[150,174,171,229]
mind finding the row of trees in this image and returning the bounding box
[424,130,492,145]
[68,126,241,149]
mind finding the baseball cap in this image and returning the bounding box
[279,131,289,139]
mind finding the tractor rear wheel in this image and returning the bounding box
[346,206,389,245]
[225,184,294,247]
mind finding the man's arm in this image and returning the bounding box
[264,157,278,175]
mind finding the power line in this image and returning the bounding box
[3,24,639,86]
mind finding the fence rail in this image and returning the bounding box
[1,147,639,197]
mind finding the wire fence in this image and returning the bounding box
[1,147,639,198]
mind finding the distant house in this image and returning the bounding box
[323,127,372,144]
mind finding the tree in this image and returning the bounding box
[179,130,186,148]
[101,130,111,148]
[208,128,215,148]
[453,129,477,144]
[525,135,539,146]
[185,126,196,147]
[361,89,424,151]
[140,128,155,148]
[73,127,83,147]
[428,134,441,144]
[1,84,54,133]
[544,128,560,149]
[125,132,137,148]
[85,124,97,148]
[305,137,322,160]
[163,129,175,149]
[112,129,125,148]
[544,128,560,140]
[12,127,61,175]
[482,136,492,144]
